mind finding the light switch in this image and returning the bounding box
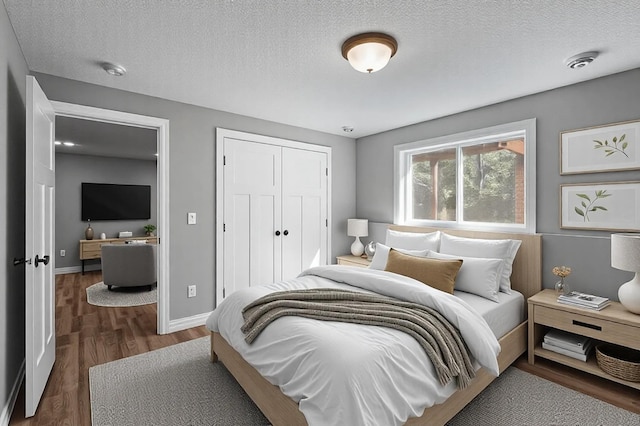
[188,212,197,225]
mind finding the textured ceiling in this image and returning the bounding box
[5,1,640,138]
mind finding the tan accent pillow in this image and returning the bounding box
[384,249,462,294]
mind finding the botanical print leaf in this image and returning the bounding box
[574,190,610,222]
[593,133,630,158]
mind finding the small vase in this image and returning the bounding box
[555,278,570,295]
[365,241,376,260]
[85,221,94,240]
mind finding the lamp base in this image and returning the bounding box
[618,273,640,314]
[351,237,364,257]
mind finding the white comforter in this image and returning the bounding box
[206,265,501,426]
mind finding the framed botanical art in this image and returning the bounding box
[560,181,640,231]
[560,119,640,175]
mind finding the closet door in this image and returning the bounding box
[281,148,328,279]
[223,138,282,295]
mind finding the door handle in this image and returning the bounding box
[13,257,32,266]
[283,230,289,236]
[275,230,281,236]
[34,254,50,267]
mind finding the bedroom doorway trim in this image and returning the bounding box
[51,101,171,334]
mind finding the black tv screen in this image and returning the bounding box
[82,183,151,221]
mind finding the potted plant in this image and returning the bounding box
[143,224,156,237]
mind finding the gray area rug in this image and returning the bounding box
[86,282,156,307]
[90,337,640,426]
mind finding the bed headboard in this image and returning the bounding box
[388,225,542,299]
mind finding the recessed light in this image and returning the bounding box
[342,126,354,133]
[154,153,158,157]
[102,62,127,76]
[63,142,75,147]
[54,141,62,145]
[565,51,598,69]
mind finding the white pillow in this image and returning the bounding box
[368,243,429,270]
[427,251,504,302]
[385,229,440,251]
[439,233,521,294]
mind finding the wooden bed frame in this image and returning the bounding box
[211,225,542,425]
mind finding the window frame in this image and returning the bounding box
[394,118,536,233]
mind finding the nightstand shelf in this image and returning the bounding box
[528,289,640,390]
[336,254,370,268]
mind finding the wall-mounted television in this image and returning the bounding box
[81,183,151,221]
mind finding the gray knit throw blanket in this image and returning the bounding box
[241,288,475,389]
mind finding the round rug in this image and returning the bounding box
[86,282,157,307]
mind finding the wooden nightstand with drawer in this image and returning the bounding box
[336,255,371,268]
[528,289,640,390]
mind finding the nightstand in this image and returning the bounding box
[336,255,371,268]
[528,289,640,390]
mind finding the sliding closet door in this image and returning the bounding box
[281,148,327,279]
[223,138,282,295]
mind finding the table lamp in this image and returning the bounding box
[347,219,368,257]
[611,233,640,314]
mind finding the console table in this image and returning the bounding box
[79,236,158,274]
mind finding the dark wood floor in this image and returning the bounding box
[9,272,638,424]
[9,271,209,425]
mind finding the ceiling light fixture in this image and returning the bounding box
[54,141,61,145]
[342,126,354,133]
[102,62,127,76]
[341,32,397,73]
[62,142,75,147]
[565,51,598,69]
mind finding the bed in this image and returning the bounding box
[208,225,542,425]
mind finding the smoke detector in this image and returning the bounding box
[102,62,127,76]
[565,52,598,69]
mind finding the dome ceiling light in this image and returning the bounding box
[341,32,398,73]
[565,51,598,69]
[102,62,127,76]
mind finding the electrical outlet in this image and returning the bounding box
[188,285,196,298]
[60,249,66,257]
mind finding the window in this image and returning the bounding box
[394,119,536,232]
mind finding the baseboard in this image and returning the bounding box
[0,360,25,426]
[168,311,212,333]
[55,264,101,275]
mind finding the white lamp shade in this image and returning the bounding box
[347,42,393,73]
[347,219,368,237]
[611,233,640,272]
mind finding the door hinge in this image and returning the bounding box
[223,287,226,298]
[224,155,226,166]
[223,223,226,232]
[326,168,328,176]
[326,219,328,227]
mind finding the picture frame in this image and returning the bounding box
[560,181,640,231]
[560,119,640,175]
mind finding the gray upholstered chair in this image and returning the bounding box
[101,243,157,291]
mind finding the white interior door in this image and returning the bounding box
[281,148,327,280]
[25,76,56,417]
[224,138,282,296]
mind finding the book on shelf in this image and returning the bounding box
[543,329,592,353]
[557,291,610,310]
[542,341,591,361]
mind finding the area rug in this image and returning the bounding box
[86,282,156,307]
[89,337,639,426]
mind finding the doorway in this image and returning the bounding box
[52,101,171,333]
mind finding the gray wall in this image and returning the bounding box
[357,69,640,301]
[0,1,28,420]
[33,72,356,320]
[55,153,158,269]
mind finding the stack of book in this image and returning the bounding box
[542,329,593,361]
[557,291,610,311]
